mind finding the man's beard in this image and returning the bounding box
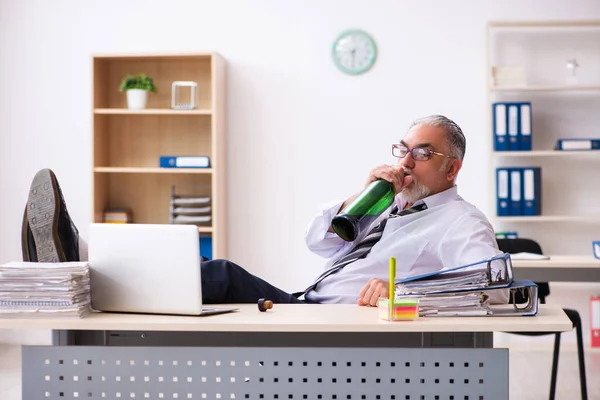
[399,175,431,204]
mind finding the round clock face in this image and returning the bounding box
[332,29,377,75]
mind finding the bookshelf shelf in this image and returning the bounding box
[92,53,227,258]
[94,167,213,174]
[493,151,600,157]
[94,108,212,115]
[488,20,600,29]
[490,85,600,92]
[496,215,600,223]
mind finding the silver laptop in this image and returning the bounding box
[88,223,238,316]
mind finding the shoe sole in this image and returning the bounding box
[25,169,66,262]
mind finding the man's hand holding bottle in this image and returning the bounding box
[365,165,413,194]
[335,165,413,222]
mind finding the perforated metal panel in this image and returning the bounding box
[23,346,508,400]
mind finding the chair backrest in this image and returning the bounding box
[496,238,542,254]
[496,238,550,303]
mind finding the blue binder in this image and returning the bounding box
[159,156,211,168]
[493,103,508,151]
[507,103,520,151]
[199,236,213,260]
[556,138,600,151]
[509,168,523,216]
[522,167,542,216]
[396,253,514,291]
[496,168,510,216]
[518,102,532,151]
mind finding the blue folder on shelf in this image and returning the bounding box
[507,104,520,151]
[160,156,211,168]
[556,138,600,151]
[509,168,523,216]
[522,167,542,216]
[493,103,508,151]
[518,102,532,151]
[496,168,510,216]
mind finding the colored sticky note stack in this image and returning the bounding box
[378,298,419,321]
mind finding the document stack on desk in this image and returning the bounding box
[414,292,490,317]
[394,253,539,317]
[0,261,92,318]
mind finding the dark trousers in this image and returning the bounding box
[201,259,306,304]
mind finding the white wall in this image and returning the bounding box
[1,0,600,344]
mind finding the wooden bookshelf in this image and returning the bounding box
[93,167,214,174]
[92,53,227,258]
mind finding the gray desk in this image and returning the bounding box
[0,304,572,400]
[512,255,600,282]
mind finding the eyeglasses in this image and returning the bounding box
[391,144,456,161]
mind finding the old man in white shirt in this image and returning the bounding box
[304,115,508,305]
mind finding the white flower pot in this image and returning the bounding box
[126,89,148,110]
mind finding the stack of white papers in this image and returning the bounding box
[402,292,490,317]
[509,252,550,260]
[0,261,92,318]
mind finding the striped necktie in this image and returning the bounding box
[295,202,428,298]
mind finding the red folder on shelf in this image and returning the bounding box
[591,296,600,348]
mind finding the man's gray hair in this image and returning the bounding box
[408,115,466,161]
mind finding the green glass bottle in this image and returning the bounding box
[331,179,396,242]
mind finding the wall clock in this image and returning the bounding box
[332,29,377,75]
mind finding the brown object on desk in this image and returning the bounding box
[258,298,273,312]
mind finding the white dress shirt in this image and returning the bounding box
[304,185,508,304]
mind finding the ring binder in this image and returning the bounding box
[394,254,538,317]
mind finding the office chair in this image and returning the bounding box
[496,238,588,400]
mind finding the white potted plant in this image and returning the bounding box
[119,74,157,110]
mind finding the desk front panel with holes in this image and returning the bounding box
[23,346,508,400]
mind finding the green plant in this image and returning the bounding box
[119,74,157,93]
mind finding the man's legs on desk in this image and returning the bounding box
[201,259,303,304]
[21,168,304,304]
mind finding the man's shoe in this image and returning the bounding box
[21,169,80,262]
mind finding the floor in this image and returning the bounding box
[1,344,599,399]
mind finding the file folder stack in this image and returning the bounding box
[0,261,92,318]
[493,102,532,151]
[103,207,133,224]
[170,195,212,225]
[394,254,539,317]
[496,167,542,216]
